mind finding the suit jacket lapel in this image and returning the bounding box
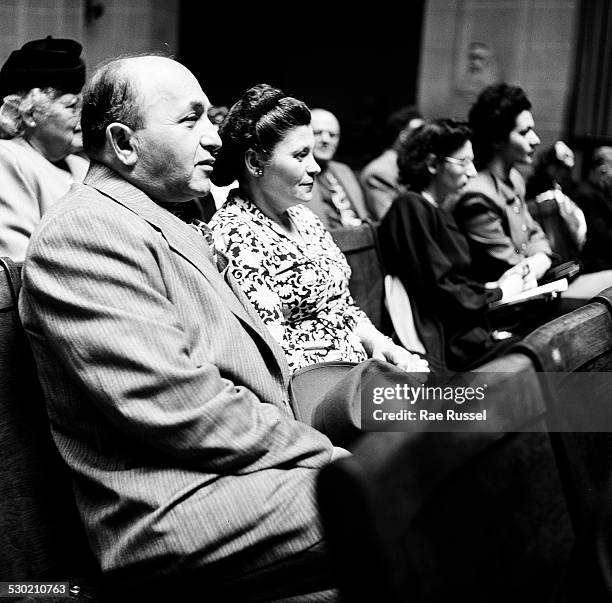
[83,163,287,371]
[330,161,370,220]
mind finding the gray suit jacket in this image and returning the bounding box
[360,149,400,221]
[310,160,370,229]
[19,162,333,579]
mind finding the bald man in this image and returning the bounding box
[19,56,341,600]
[309,108,371,229]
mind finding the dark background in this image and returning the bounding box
[178,3,425,169]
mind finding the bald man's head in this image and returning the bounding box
[82,55,196,157]
[81,55,221,205]
[311,108,340,164]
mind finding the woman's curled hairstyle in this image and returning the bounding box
[468,83,531,169]
[0,87,62,138]
[211,83,311,186]
[398,118,472,192]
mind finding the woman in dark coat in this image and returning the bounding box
[378,119,529,370]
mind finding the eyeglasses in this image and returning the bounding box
[443,156,474,168]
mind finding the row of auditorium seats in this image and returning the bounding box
[317,296,612,602]
[322,225,612,601]
[3,242,612,601]
[330,222,387,331]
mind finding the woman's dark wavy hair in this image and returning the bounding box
[468,83,532,169]
[397,118,472,192]
[211,83,311,186]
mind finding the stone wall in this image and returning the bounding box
[417,0,578,148]
[0,0,178,78]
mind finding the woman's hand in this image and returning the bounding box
[370,337,430,373]
[524,252,552,281]
[356,321,430,376]
[496,262,537,300]
[495,269,524,299]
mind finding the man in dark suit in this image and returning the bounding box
[573,146,612,273]
[19,55,342,601]
[309,108,370,229]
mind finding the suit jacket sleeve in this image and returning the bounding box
[23,203,333,474]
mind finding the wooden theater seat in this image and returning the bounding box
[0,257,100,599]
[317,351,574,603]
[513,293,612,528]
[331,222,387,330]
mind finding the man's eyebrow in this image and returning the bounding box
[180,100,205,115]
[190,101,205,112]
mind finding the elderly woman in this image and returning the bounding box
[0,36,87,260]
[378,119,529,370]
[210,83,428,374]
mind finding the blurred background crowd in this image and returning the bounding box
[0,0,611,371]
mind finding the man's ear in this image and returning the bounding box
[245,148,264,177]
[105,123,138,167]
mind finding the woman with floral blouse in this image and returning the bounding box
[210,84,428,374]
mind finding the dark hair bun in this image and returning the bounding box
[211,83,310,187]
[245,85,285,124]
[212,83,285,186]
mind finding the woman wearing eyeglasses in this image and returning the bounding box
[378,118,530,371]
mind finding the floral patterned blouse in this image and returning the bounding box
[210,191,370,372]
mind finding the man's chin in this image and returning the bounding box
[71,132,83,154]
[190,181,212,198]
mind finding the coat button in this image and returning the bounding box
[521,224,527,231]
[514,206,520,213]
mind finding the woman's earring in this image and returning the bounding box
[254,168,263,177]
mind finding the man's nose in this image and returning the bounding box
[529,131,541,147]
[466,161,477,178]
[200,121,222,152]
